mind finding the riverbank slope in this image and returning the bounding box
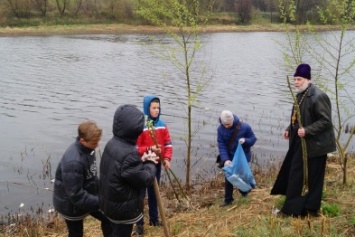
[2,157,355,236]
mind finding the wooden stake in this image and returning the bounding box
[153,177,170,237]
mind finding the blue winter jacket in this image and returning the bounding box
[217,114,257,163]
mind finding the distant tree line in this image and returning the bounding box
[0,0,354,26]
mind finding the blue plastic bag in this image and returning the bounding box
[222,143,256,192]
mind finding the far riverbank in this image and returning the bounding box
[0,23,353,36]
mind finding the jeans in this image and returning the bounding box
[65,210,112,237]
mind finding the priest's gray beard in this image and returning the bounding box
[295,81,311,93]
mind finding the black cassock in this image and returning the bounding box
[271,123,327,216]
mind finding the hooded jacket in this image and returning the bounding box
[217,114,257,163]
[136,95,173,162]
[99,104,157,224]
[53,138,99,220]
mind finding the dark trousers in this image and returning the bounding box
[224,177,235,203]
[65,210,112,237]
[224,178,249,203]
[111,223,133,237]
[137,163,161,225]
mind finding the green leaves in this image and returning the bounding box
[136,0,201,29]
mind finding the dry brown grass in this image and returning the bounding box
[1,157,355,236]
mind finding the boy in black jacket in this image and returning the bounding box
[53,120,112,237]
[99,104,157,237]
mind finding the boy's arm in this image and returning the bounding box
[162,125,173,162]
[121,151,157,189]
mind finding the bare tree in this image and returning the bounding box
[267,0,279,22]
[32,0,47,16]
[136,0,212,191]
[6,0,22,17]
[74,0,83,16]
[6,0,31,18]
[55,0,70,16]
[287,0,328,24]
[234,0,252,23]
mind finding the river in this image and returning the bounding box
[0,31,354,217]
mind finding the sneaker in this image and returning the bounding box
[149,220,162,226]
[133,225,144,236]
[219,201,233,207]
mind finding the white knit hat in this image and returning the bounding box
[220,110,234,125]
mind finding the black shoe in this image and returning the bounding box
[149,220,162,226]
[133,225,144,236]
[239,189,249,198]
[219,201,233,207]
[278,210,295,218]
[307,210,320,217]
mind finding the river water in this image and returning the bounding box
[0,31,354,217]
